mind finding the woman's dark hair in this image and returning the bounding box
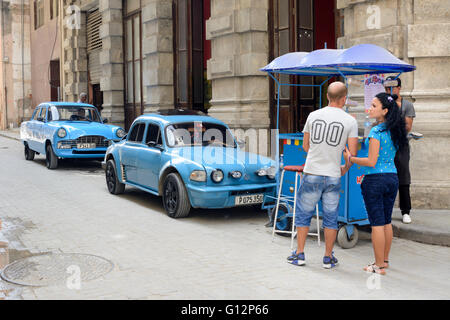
[375,92,408,152]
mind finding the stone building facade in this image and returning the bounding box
[1,0,448,208]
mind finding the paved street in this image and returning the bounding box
[0,135,449,300]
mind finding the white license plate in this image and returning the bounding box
[235,194,264,206]
[77,143,96,149]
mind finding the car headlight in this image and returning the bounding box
[211,170,224,183]
[229,171,242,179]
[116,128,126,138]
[57,128,67,138]
[190,170,207,182]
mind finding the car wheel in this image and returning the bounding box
[45,144,58,169]
[105,159,125,195]
[24,144,35,161]
[162,173,191,218]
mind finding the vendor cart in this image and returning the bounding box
[260,44,416,248]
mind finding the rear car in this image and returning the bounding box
[20,102,126,169]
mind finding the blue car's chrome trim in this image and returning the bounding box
[186,182,277,193]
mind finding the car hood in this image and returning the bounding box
[56,122,121,139]
[170,146,276,186]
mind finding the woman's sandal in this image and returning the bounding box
[384,260,389,269]
[364,263,386,275]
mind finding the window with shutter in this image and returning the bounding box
[123,3,143,130]
[87,9,103,85]
[173,0,211,112]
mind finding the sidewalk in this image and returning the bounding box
[391,209,450,247]
[0,128,449,247]
[0,129,20,141]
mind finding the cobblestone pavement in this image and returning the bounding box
[0,136,449,300]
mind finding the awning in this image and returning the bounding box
[261,44,416,76]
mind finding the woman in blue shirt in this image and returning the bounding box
[345,92,408,275]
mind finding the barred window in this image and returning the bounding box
[34,0,44,29]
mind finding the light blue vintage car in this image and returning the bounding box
[103,109,277,218]
[20,102,126,169]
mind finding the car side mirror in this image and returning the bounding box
[237,139,245,149]
[102,118,108,124]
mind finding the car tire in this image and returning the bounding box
[45,144,58,169]
[105,159,125,195]
[162,173,191,218]
[24,144,35,161]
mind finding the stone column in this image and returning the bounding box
[206,0,270,150]
[62,0,88,102]
[141,0,174,113]
[406,0,450,208]
[98,0,124,126]
[337,0,450,209]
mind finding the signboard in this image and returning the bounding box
[364,74,385,112]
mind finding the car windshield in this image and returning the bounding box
[166,122,236,148]
[49,105,101,123]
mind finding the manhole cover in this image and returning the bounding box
[0,253,114,287]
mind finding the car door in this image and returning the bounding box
[136,123,163,191]
[37,105,50,154]
[120,122,146,184]
[31,106,47,154]
[25,107,39,151]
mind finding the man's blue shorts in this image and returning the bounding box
[294,174,341,230]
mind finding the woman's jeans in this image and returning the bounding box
[361,173,399,226]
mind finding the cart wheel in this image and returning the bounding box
[270,202,293,237]
[337,225,359,249]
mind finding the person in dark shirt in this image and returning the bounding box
[384,77,416,224]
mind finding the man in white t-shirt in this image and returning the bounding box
[287,81,358,269]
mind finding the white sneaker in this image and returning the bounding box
[402,214,412,224]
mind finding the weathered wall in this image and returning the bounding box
[0,0,32,128]
[206,0,270,130]
[31,0,60,109]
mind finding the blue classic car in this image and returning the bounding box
[103,109,277,218]
[20,102,126,169]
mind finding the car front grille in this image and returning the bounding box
[231,188,269,196]
[59,135,109,148]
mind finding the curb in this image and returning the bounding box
[392,221,450,247]
[0,132,20,142]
